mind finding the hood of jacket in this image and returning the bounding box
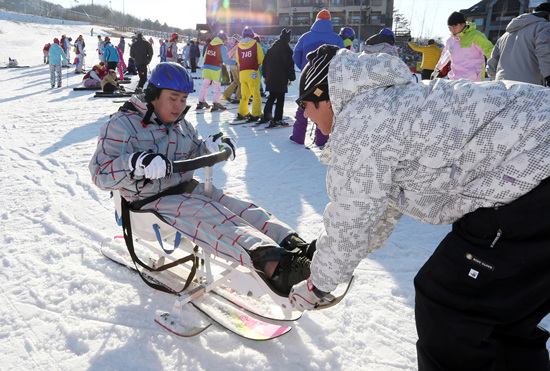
[238,38,257,49]
[210,37,224,46]
[506,13,549,33]
[310,18,335,33]
[328,49,413,118]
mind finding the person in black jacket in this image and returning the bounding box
[130,33,154,90]
[261,29,296,127]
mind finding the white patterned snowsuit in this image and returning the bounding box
[312,49,550,292]
[89,96,295,267]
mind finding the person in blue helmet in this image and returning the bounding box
[339,27,356,52]
[364,28,399,57]
[291,9,344,148]
[89,62,313,296]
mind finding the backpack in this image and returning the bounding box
[167,43,173,58]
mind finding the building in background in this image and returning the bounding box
[205,0,394,42]
[460,0,544,43]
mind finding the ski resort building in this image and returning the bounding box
[205,0,394,41]
[460,0,546,43]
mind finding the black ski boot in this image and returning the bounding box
[271,251,311,295]
[259,114,272,124]
[236,113,251,121]
[246,115,261,123]
[280,233,316,260]
[196,101,211,110]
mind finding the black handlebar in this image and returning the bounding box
[171,147,232,174]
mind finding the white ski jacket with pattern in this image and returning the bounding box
[311,49,550,292]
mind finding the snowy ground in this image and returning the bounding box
[2,9,549,371]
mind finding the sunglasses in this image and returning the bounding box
[295,83,326,110]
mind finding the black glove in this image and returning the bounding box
[545,76,550,87]
[129,151,172,179]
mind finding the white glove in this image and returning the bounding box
[129,152,172,179]
[430,69,440,80]
[289,278,328,312]
[205,133,236,161]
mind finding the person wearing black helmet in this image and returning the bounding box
[89,62,313,296]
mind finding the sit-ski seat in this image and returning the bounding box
[111,162,298,320]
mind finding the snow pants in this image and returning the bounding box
[143,183,295,269]
[49,64,62,87]
[292,107,329,146]
[136,64,148,89]
[199,78,222,103]
[415,177,550,371]
[83,78,101,88]
[223,64,241,100]
[75,53,84,73]
[238,70,262,117]
[263,92,285,121]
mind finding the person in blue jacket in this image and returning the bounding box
[291,9,344,148]
[48,38,69,88]
[103,37,120,72]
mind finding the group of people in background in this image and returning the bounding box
[43,32,135,92]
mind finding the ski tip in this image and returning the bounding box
[154,312,212,337]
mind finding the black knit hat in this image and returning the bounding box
[280,28,291,44]
[448,11,466,26]
[298,44,339,102]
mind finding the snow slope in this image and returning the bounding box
[1,10,547,371]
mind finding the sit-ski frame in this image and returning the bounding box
[113,149,299,322]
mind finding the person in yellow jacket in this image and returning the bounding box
[408,39,442,80]
[101,69,124,93]
[235,26,264,122]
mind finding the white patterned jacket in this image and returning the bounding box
[311,49,550,292]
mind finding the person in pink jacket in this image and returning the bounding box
[434,11,493,81]
[115,46,126,80]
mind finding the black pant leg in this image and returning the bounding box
[263,93,276,119]
[421,69,433,80]
[415,179,550,371]
[137,64,147,88]
[103,83,117,93]
[274,92,285,121]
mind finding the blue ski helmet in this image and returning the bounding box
[217,30,228,41]
[145,62,193,102]
[242,26,254,39]
[339,27,355,40]
[380,28,396,40]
